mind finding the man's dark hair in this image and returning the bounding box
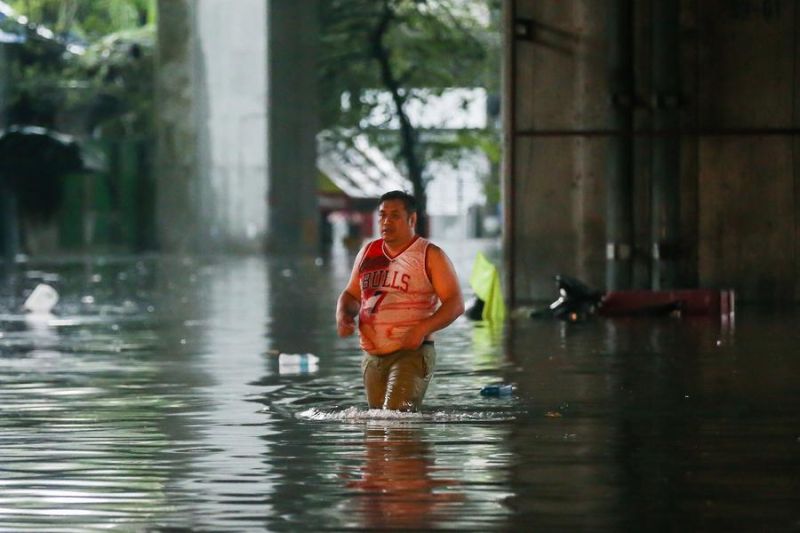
[379,190,417,214]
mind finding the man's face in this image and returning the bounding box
[378,199,416,245]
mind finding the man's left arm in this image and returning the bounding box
[400,244,465,350]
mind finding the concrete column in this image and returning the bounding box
[195,0,269,253]
[154,0,201,253]
[0,43,19,260]
[155,0,274,254]
[605,0,634,291]
[265,0,320,254]
[650,0,681,289]
[505,0,610,302]
[0,44,6,124]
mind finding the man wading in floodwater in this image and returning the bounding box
[336,191,465,411]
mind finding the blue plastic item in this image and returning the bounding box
[480,384,514,397]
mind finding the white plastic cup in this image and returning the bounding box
[23,283,59,314]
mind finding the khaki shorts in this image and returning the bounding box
[361,342,436,411]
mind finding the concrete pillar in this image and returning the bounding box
[504,0,609,303]
[154,0,201,253]
[265,0,320,254]
[0,43,19,260]
[650,0,681,290]
[0,44,6,124]
[605,0,634,291]
[155,0,270,254]
[195,0,269,253]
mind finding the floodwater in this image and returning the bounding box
[0,240,798,531]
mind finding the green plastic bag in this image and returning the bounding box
[469,252,506,322]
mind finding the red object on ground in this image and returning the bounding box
[599,289,735,318]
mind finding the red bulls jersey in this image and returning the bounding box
[357,236,438,355]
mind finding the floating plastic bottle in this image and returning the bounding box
[480,383,514,397]
[278,353,319,374]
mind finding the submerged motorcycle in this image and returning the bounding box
[530,275,603,322]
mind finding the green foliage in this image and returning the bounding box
[319,0,502,208]
[7,0,154,40]
[3,0,155,136]
[71,26,156,135]
[1,26,78,127]
[320,0,497,130]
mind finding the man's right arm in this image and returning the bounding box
[336,290,360,337]
[336,246,365,337]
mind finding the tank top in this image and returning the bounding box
[357,236,438,355]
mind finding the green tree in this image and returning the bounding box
[319,0,501,236]
[8,0,154,40]
[1,0,156,253]
[3,0,155,135]
[72,26,155,136]
[3,0,156,134]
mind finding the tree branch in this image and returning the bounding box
[369,0,429,235]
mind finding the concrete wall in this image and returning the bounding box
[692,0,799,302]
[505,0,800,303]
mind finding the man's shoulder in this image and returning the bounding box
[427,242,459,271]
[422,240,447,257]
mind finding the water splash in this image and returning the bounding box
[296,406,516,423]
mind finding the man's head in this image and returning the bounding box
[378,190,417,246]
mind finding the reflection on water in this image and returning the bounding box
[340,425,465,530]
[0,242,799,531]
